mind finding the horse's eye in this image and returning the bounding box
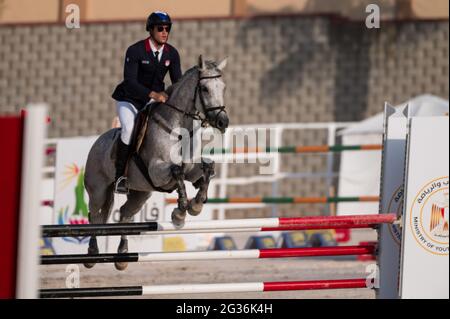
[201,86,208,93]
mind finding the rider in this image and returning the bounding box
[112,11,182,194]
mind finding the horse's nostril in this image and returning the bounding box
[218,120,224,128]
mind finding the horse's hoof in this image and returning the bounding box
[188,200,202,216]
[114,262,128,271]
[84,245,98,269]
[171,208,186,227]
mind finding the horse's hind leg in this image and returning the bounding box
[188,159,215,216]
[115,190,151,271]
[84,184,114,269]
[171,165,189,227]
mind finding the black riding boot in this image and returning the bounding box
[114,139,131,194]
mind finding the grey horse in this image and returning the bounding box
[84,56,229,270]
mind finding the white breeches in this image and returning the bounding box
[116,101,138,145]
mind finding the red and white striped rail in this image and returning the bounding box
[41,244,375,265]
[40,278,369,298]
[42,213,397,237]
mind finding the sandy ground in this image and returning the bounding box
[40,229,377,299]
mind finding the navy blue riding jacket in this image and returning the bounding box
[112,38,182,110]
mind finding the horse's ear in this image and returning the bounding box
[198,55,206,70]
[217,57,228,71]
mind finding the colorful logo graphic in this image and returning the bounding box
[429,197,449,235]
[40,238,55,256]
[409,177,449,255]
[57,163,90,244]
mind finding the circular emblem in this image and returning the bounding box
[387,185,404,245]
[409,176,449,255]
[165,59,170,67]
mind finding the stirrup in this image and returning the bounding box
[114,176,129,194]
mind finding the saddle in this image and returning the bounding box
[128,101,177,153]
[129,103,154,155]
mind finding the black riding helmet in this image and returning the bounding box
[146,11,172,31]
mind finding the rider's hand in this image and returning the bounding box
[149,91,168,103]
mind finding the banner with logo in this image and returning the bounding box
[399,116,449,299]
[51,136,163,254]
[50,137,97,254]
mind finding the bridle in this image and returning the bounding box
[195,74,227,127]
[163,71,227,128]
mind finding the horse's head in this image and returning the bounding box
[195,55,229,133]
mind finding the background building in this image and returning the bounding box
[0,0,448,23]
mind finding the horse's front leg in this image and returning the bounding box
[188,159,215,216]
[171,165,189,226]
[115,190,151,271]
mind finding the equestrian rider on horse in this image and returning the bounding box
[112,11,182,194]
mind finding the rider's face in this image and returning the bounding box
[151,25,170,45]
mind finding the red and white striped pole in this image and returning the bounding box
[41,244,376,265]
[42,214,397,237]
[40,278,369,298]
